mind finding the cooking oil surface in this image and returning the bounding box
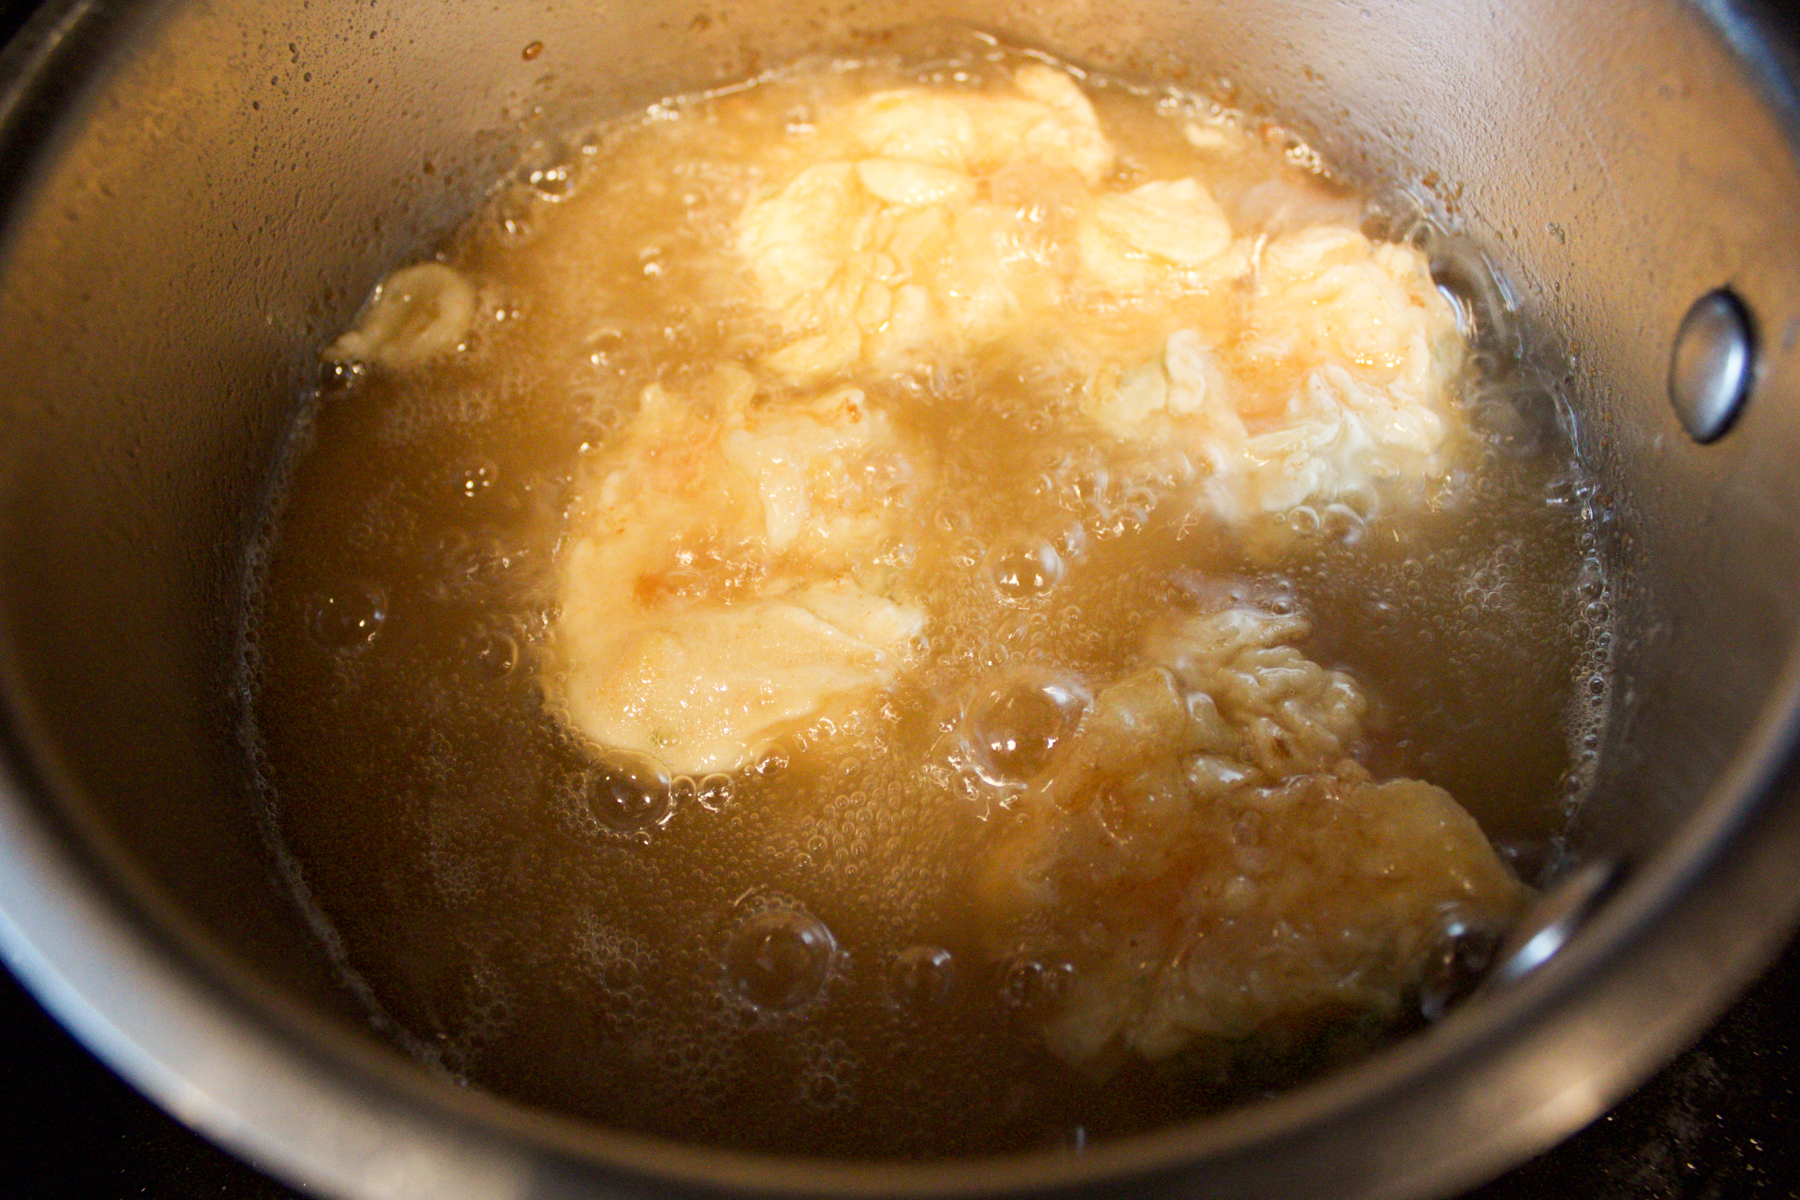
[248,39,1610,1158]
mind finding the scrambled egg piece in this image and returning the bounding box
[1083,228,1468,521]
[545,367,925,774]
[971,606,1527,1071]
[736,64,1467,527]
[736,65,1239,382]
[326,262,476,370]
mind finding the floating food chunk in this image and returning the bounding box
[843,65,1113,182]
[733,64,1461,537]
[1084,227,1469,523]
[1076,178,1234,293]
[735,65,1243,382]
[545,370,925,774]
[971,605,1528,1072]
[1147,606,1367,780]
[326,262,476,370]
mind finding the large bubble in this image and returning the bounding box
[307,582,387,652]
[723,900,839,1015]
[964,668,1091,787]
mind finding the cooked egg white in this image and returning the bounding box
[970,605,1525,1070]
[545,366,925,774]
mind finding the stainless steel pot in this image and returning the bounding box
[1,1,1798,1196]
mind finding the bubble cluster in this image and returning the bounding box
[453,458,497,499]
[317,357,365,395]
[571,912,651,996]
[1559,543,1616,818]
[519,138,579,201]
[632,997,745,1108]
[998,956,1075,1013]
[796,1035,859,1111]
[375,386,495,446]
[1041,448,1172,542]
[441,958,518,1079]
[887,944,957,1014]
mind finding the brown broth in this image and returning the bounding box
[247,42,1610,1159]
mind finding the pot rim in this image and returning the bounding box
[2,2,1799,1197]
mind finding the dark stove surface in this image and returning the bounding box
[4,0,1800,1196]
[4,933,1800,1200]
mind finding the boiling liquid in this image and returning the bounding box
[249,42,1609,1158]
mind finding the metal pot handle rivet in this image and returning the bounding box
[1669,287,1756,443]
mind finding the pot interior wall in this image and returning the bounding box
[0,0,1798,1158]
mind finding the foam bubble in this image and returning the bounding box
[473,629,519,676]
[887,944,957,1014]
[997,956,1074,1013]
[1416,911,1502,1022]
[582,751,677,837]
[722,900,839,1015]
[695,772,737,813]
[308,582,387,651]
[963,668,1091,788]
[987,537,1065,602]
